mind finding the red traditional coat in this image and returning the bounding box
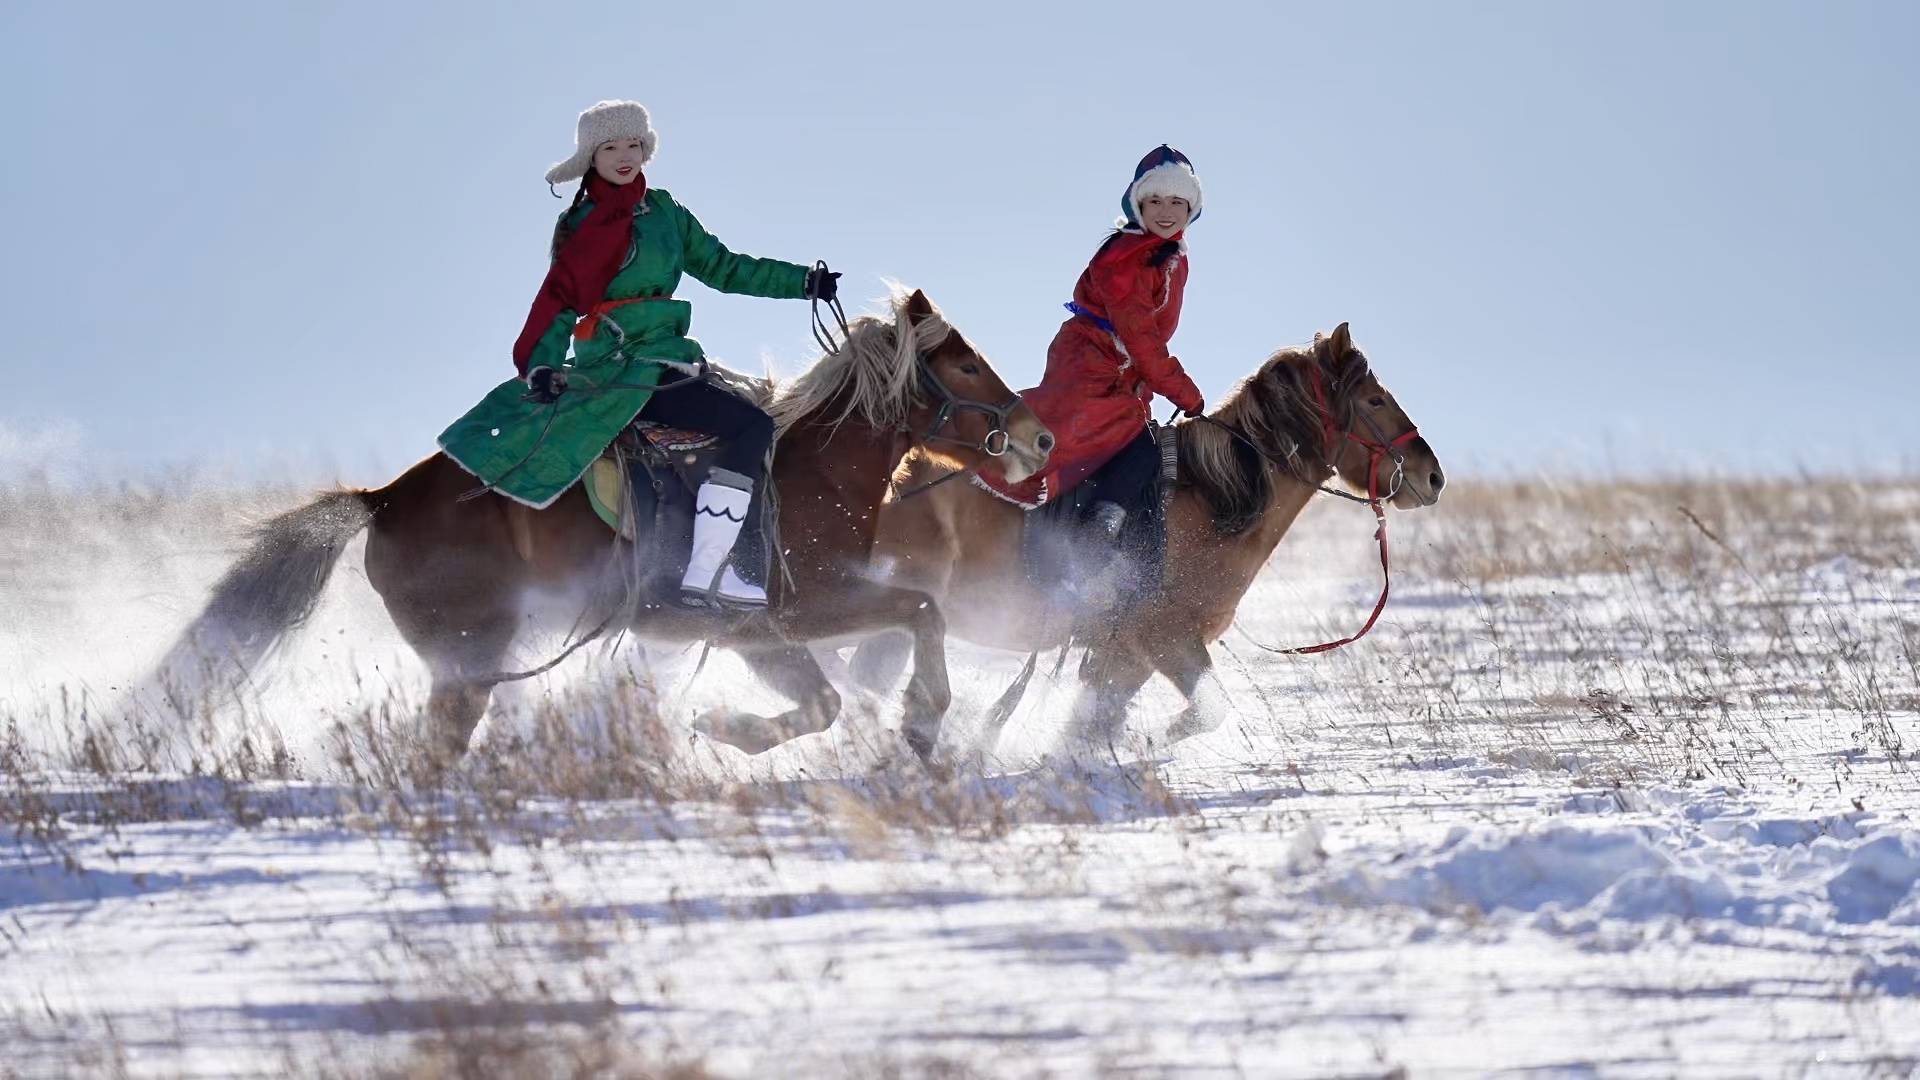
[980,231,1204,506]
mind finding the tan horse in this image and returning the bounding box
[850,323,1444,751]
[153,290,1052,766]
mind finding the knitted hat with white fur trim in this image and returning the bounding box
[545,101,657,186]
[1120,144,1203,227]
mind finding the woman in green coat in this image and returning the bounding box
[440,100,839,608]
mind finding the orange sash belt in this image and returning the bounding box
[573,295,670,342]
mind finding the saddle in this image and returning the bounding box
[1021,424,1178,618]
[583,421,771,602]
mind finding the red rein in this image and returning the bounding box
[1253,363,1421,657]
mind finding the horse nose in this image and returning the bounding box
[1429,468,1446,494]
[1035,431,1056,456]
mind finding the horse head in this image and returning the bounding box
[1307,323,1445,509]
[771,288,1052,484]
[1183,324,1444,535]
[896,289,1052,484]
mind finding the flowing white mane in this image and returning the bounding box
[768,289,954,436]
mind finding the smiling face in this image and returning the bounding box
[592,139,647,185]
[1138,194,1192,239]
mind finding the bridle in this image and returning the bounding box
[813,281,1021,455]
[1197,350,1423,655]
[1304,358,1424,508]
[915,353,1023,459]
[810,293,1027,502]
[881,353,1027,503]
[817,291,1021,458]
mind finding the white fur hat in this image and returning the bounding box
[1122,145,1204,226]
[545,101,657,185]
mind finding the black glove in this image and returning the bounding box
[1180,398,1205,420]
[804,262,841,303]
[524,365,568,404]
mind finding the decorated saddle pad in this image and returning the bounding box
[580,421,771,601]
[633,421,721,454]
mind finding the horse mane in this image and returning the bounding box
[1177,338,1376,536]
[768,289,953,436]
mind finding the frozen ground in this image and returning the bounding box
[2,477,1917,1077]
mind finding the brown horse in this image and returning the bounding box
[848,323,1444,752]
[155,290,1051,765]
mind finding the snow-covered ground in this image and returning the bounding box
[3,477,1917,1077]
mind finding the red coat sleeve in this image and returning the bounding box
[1096,255,1203,414]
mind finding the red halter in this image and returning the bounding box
[1255,361,1422,656]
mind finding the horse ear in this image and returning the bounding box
[904,288,935,324]
[1329,322,1352,357]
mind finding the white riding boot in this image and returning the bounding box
[682,475,767,608]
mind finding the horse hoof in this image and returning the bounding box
[694,711,782,756]
[1163,709,1214,745]
[902,725,937,765]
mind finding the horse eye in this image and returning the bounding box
[1368,395,1387,409]
[960,364,980,376]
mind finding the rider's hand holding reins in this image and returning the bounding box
[524,365,568,404]
[804,262,841,303]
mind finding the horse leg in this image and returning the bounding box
[379,592,520,766]
[1146,632,1232,745]
[846,631,912,693]
[695,644,842,755]
[1062,633,1157,759]
[426,676,493,763]
[423,612,520,763]
[776,583,949,764]
[850,484,962,697]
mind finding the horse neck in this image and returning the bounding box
[1237,458,1330,563]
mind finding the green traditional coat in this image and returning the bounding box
[439,187,808,507]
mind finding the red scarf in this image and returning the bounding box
[511,172,648,374]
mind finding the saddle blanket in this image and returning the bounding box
[581,421,769,601]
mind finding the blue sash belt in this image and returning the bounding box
[1063,301,1115,333]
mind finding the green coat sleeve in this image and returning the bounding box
[673,197,809,299]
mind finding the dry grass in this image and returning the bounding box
[1293,475,1920,788]
[8,472,1918,837]
[4,473,1918,1075]
[1417,476,1920,582]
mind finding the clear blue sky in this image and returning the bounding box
[2,1,1915,483]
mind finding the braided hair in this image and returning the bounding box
[549,179,594,259]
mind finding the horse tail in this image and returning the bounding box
[155,490,376,688]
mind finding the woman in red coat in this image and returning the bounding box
[980,145,1205,517]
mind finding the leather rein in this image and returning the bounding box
[1194,357,1422,656]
